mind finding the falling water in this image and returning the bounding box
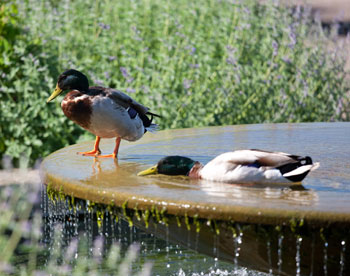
[233,224,243,271]
[324,242,328,276]
[295,236,302,276]
[277,233,284,274]
[339,240,346,276]
[310,233,315,276]
[166,225,170,269]
[266,239,273,274]
[39,185,350,276]
[213,234,218,268]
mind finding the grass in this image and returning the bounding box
[0,0,349,165]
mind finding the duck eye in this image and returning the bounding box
[58,75,67,82]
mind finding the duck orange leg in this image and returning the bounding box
[77,136,101,156]
[97,137,121,159]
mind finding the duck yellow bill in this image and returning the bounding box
[47,84,63,103]
[137,165,158,176]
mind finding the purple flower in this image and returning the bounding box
[183,79,193,90]
[0,262,14,274]
[126,88,136,93]
[95,79,104,86]
[288,26,297,49]
[21,221,32,234]
[302,80,309,97]
[98,22,110,30]
[120,67,129,79]
[108,56,116,61]
[226,45,237,53]
[336,99,343,115]
[272,41,278,56]
[293,5,301,19]
[226,57,236,65]
[3,186,13,198]
[93,236,104,262]
[141,85,149,93]
[65,239,78,260]
[119,67,134,83]
[282,56,292,64]
[280,89,286,100]
[190,63,199,69]
[28,191,39,204]
[243,7,250,14]
[2,155,13,170]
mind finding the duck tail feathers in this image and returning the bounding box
[310,162,320,171]
[147,111,162,118]
[278,156,319,182]
[145,123,159,133]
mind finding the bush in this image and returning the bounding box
[1,0,349,165]
[0,2,81,167]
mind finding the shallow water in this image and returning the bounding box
[41,122,350,275]
[42,122,350,225]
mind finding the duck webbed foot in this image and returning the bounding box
[78,149,101,156]
[96,153,117,159]
[96,137,121,159]
[77,136,101,156]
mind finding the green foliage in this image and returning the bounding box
[0,2,82,166]
[0,1,20,59]
[1,0,349,165]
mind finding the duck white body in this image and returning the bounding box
[49,69,160,159]
[61,88,156,141]
[198,150,319,184]
[87,92,145,141]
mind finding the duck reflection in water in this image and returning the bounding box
[196,179,318,206]
[91,158,119,176]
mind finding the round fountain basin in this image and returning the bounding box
[41,122,350,227]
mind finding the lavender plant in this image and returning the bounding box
[0,179,152,275]
[1,0,349,164]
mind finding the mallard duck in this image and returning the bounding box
[47,69,160,158]
[138,149,319,184]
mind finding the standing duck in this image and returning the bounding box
[138,149,319,184]
[47,69,160,159]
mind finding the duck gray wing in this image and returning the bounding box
[104,88,161,129]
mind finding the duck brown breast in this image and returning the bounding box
[61,91,92,129]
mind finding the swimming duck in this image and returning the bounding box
[47,69,160,158]
[138,149,319,184]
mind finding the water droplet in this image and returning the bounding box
[296,235,302,276]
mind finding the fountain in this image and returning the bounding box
[41,122,350,275]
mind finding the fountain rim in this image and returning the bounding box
[41,122,350,228]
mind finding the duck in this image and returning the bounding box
[47,69,160,159]
[137,149,320,184]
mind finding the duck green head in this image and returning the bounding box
[47,69,89,102]
[138,156,198,176]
